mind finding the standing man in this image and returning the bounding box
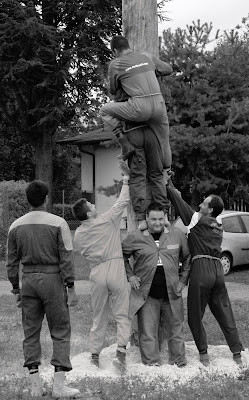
[122,203,191,367]
[73,161,131,373]
[166,177,244,366]
[6,180,80,399]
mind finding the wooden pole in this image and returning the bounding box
[122,0,159,56]
[122,0,159,234]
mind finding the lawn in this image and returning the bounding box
[1,291,249,399]
[2,241,249,399]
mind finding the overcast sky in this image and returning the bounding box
[159,0,249,36]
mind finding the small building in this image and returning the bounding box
[57,128,127,228]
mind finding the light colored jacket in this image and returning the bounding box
[74,184,129,269]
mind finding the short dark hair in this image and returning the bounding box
[146,202,165,216]
[26,180,49,207]
[209,195,224,218]
[110,35,130,52]
[72,198,90,221]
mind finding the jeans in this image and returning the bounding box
[137,296,186,366]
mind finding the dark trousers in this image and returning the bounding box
[137,296,186,365]
[21,272,72,370]
[126,126,169,220]
[187,259,243,354]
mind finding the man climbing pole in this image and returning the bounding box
[100,35,173,228]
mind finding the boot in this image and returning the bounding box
[199,352,210,367]
[113,349,126,374]
[52,371,80,399]
[233,352,242,365]
[113,125,135,161]
[30,371,44,398]
[91,353,99,368]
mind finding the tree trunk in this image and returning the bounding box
[122,0,159,56]
[122,0,161,347]
[34,128,53,211]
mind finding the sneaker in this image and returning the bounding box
[233,352,242,365]
[199,352,210,366]
[147,362,160,367]
[176,361,187,368]
[113,350,126,374]
[91,353,99,368]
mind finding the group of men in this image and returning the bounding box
[6,34,244,398]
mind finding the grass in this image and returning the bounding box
[1,235,249,399]
[1,291,249,399]
[225,264,249,285]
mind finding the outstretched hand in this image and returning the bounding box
[118,160,130,177]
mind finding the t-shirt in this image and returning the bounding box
[149,232,169,301]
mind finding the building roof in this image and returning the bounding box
[56,128,113,146]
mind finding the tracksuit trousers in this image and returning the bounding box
[100,94,172,169]
[126,126,169,220]
[187,258,243,354]
[21,271,72,370]
[89,259,131,354]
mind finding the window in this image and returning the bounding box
[240,215,249,233]
[221,216,243,233]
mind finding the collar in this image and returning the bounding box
[119,49,132,56]
[30,206,47,212]
[142,227,169,237]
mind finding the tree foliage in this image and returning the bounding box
[161,18,249,207]
[0,0,122,195]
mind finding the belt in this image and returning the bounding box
[23,265,60,274]
[132,93,162,98]
[192,255,221,263]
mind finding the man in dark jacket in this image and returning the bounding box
[6,180,80,398]
[165,176,244,366]
[122,202,191,367]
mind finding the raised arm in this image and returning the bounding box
[167,182,195,226]
[102,161,130,226]
[142,52,172,76]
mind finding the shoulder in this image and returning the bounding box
[168,226,186,238]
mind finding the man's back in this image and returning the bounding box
[109,51,161,97]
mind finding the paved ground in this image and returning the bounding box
[0,279,249,301]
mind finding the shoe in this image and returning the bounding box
[30,372,44,398]
[113,350,126,374]
[52,371,80,399]
[176,361,187,368]
[233,352,242,365]
[147,362,160,367]
[113,127,135,161]
[199,352,210,366]
[91,353,99,368]
[117,135,135,160]
[138,220,147,231]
